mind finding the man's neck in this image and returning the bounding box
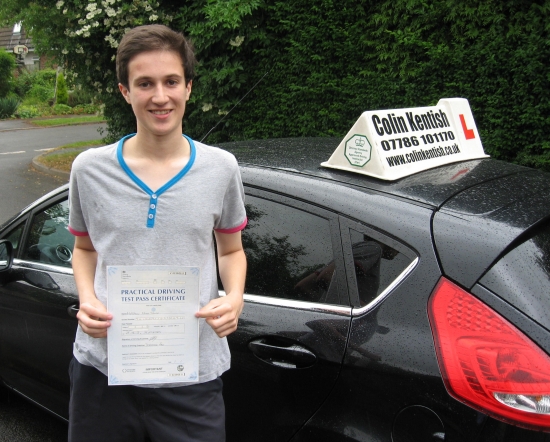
[125,130,190,163]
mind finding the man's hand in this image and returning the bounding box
[195,292,243,338]
[76,298,113,339]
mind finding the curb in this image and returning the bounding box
[32,146,97,179]
[0,120,106,133]
[32,154,71,179]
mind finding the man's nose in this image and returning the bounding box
[152,85,169,103]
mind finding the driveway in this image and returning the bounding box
[0,120,106,225]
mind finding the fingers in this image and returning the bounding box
[196,299,241,338]
[76,302,112,339]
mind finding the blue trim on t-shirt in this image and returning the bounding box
[116,133,197,228]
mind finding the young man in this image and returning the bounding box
[67,24,247,441]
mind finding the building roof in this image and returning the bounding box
[0,24,34,52]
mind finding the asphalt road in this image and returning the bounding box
[0,119,105,441]
[0,386,68,442]
[0,121,106,225]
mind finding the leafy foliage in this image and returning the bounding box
[52,103,72,114]
[0,48,16,98]
[0,96,19,118]
[15,104,41,119]
[56,72,69,105]
[24,84,54,104]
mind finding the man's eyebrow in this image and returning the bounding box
[133,74,184,83]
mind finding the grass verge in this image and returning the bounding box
[38,139,103,172]
[30,115,105,127]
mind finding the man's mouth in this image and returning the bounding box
[150,110,171,115]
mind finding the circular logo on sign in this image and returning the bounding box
[344,134,372,167]
[177,365,184,371]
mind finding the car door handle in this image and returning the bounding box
[248,338,317,369]
[67,304,79,319]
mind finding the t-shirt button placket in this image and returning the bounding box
[147,195,158,228]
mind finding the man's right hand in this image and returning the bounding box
[76,298,113,338]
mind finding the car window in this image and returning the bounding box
[21,200,74,268]
[3,222,25,252]
[240,195,338,304]
[349,229,414,307]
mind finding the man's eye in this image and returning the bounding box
[139,82,150,88]
[167,80,178,86]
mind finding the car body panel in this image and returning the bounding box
[222,138,531,208]
[434,171,550,289]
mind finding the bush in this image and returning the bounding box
[32,69,56,87]
[15,105,41,119]
[0,48,16,98]
[56,72,69,105]
[72,103,102,114]
[68,87,95,107]
[52,103,72,115]
[12,70,34,98]
[23,84,54,104]
[0,96,19,118]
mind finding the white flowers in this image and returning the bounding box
[202,103,213,112]
[149,14,158,21]
[229,36,245,47]
[105,34,119,48]
[56,1,64,9]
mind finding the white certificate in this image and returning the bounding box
[107,265,199,385]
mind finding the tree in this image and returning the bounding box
[0,48,16,98]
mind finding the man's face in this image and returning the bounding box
[118,50,192,139]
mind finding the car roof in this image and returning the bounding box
[217,137,533,208]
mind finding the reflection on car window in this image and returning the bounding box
[240,196,337,304]
[22,200,74,268]
[3,222,24,251]
[349,229,413,307]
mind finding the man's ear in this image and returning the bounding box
[119,83,131,104]
[185,80,192,101]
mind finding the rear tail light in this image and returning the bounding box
[428,277,550,431]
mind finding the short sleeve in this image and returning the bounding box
[68,159,89,236]
[214,162,247,233]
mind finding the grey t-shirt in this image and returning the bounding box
[68,134,247,387]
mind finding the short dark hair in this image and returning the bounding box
[116,24,196,89]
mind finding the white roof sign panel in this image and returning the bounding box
[321,98,489,180]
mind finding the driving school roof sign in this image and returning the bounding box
[321,98,488,180]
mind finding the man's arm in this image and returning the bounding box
[195,231,246,338]
[73,235,112,338]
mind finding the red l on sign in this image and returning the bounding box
[459,114,475,140]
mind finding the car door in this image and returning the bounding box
[222,188,352,442]
[0,193,78,419]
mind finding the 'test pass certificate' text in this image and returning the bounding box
[107,265,199,385]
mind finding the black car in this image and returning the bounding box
[1,137,550,441]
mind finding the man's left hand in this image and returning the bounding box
[195,292,244,338]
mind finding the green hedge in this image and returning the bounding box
[175,0,550,171]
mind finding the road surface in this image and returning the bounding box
[0,121,105,225]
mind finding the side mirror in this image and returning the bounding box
[0,240,14,272]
